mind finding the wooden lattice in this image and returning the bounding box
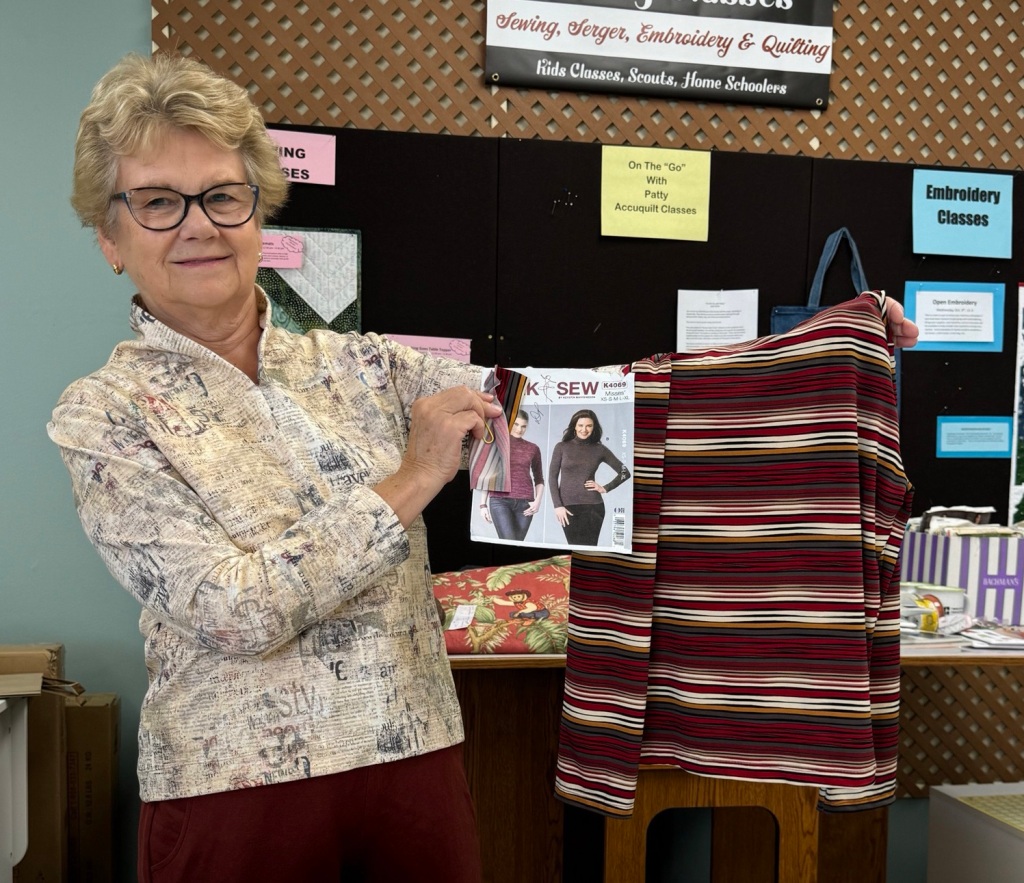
[151,0,1024,170]
[899,663,1024,800]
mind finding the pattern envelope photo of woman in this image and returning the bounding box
[480,410,545,542]
[548,408,631,547]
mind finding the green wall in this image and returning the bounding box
[0,4,929,881]
[0,4,150,881]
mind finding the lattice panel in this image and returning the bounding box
[898,663,1024,800]
[152,0,1024,170]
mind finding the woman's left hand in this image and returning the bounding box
[584,480,607,494]
[887,299,919,349]
[375,386,500,528]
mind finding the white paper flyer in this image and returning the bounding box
[472,368,635,553]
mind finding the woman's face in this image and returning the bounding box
[97,128,262,334]
[574,417,594,440]
[511,416,528,438]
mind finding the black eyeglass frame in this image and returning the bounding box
[110,182,260,231]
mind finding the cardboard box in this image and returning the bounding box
[0,645,70,882]
[902,532,1024,624]
[0,643,65,678]
[10,680,82,883]
[0,674,41,878]
[65,693,120,883]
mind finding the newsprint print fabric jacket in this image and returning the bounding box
[48,291,482,802]
[555,292,912,815]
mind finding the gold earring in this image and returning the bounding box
[257,252,263,262]
[112,263,124,276]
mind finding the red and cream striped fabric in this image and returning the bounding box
[555,291,912,816]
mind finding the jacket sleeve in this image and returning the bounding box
[372,334,486,469]
[47,344,484,660]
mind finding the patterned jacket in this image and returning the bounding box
[48,292,482,801]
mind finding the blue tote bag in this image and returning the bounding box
[771,227,901,409]
[770,227,868,334]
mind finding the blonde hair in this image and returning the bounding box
[72,52,288,232]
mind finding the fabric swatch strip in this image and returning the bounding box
[491,364,529,429]
[555,291,913,816]
[468,366,524,493]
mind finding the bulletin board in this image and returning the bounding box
[268,124,1024,572]
[807,157,1024,526]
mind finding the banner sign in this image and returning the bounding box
[485,0,834,109]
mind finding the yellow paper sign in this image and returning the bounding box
[601,146,711,241]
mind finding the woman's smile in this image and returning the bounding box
[175,255,230,267]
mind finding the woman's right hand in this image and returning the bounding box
[480,503,492,524]
[554,505,572,527]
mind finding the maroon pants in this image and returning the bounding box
[138,744,482,883]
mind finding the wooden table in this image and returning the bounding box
[451,655,567,883]
[898,644,1024,798]
[451,646,1024,883]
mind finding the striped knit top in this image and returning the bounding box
[554,291,912,815]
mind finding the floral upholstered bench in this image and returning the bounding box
[432,555,570,660]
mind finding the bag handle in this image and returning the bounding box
[807,227,869,309]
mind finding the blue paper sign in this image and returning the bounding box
[912,169,1012,258]
[936,416,1013,458]
[904,281,1004,352]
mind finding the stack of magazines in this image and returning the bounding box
[958,623,1024,650]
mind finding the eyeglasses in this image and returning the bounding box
[110,183,259,231]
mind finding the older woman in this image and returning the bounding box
[48,53,495,882]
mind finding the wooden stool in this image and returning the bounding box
[603,766,820,883]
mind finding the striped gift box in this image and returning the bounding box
[902,532,1024,625]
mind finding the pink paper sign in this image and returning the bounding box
[386,334,473,363]
[267,128,336,186]
[260,233,305,269]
